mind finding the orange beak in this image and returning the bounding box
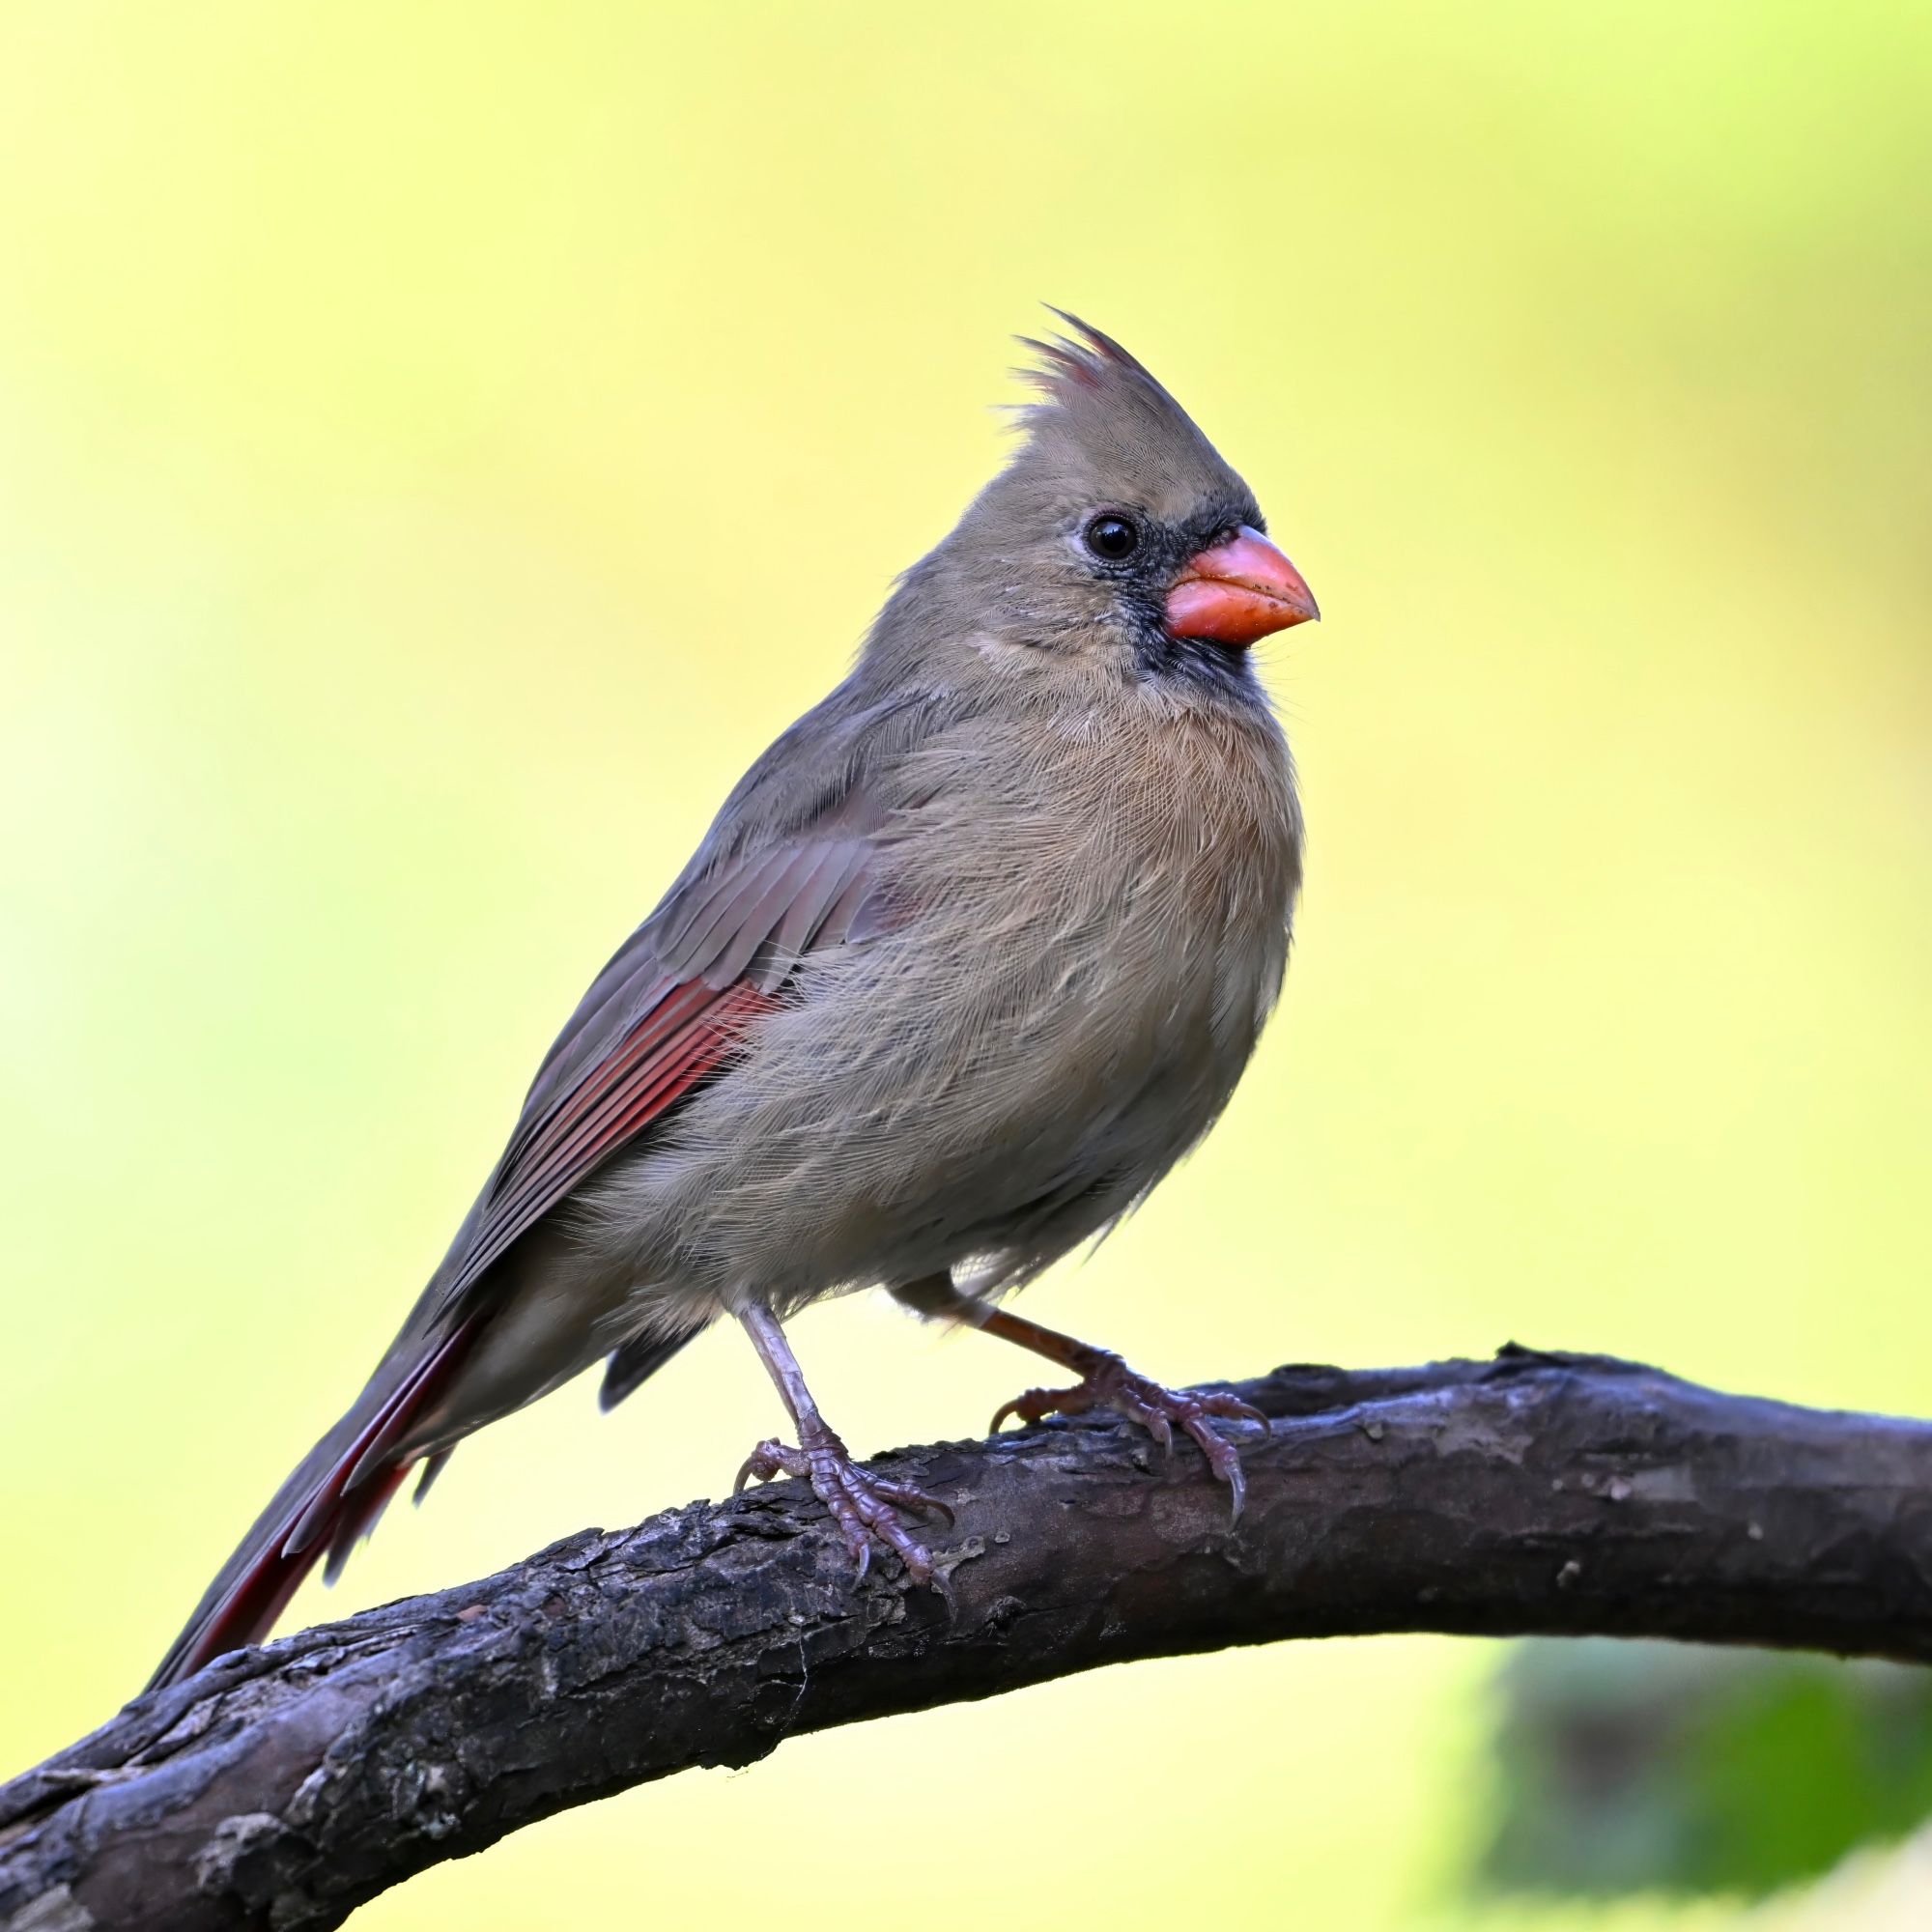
[1165,526,1319,646]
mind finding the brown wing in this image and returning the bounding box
[437,799,884,1314]
[146,802,887,1690]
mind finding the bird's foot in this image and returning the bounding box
[990,1351,1266,1519]
[735,1418,952,1583]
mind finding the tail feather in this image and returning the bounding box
[412,1445,455,1506]
[322,1460,413,1586]
[146,1318,479,1693]
[285,1323,473,1556]
[598,1322,705,1412]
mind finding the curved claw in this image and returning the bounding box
[1137,1406,1176,1455]
[1178,1413,1250,1521]
[734,1437,789,1494]
[991,1389,1049,1434]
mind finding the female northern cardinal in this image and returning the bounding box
[150,316,1318,1690]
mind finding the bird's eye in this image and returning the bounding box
[1083,514,1141,562]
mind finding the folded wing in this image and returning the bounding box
[147,798,889,1690]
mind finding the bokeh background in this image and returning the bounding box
[3,2,1929,1926]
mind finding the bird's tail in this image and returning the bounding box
[146,1317,479,1693]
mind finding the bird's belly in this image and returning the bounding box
[575,905,1274,1320]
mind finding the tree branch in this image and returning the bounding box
[5,1348,1931,1932]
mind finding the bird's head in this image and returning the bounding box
[877,313,1317,689]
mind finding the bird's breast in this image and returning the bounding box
[849,688,1303,1158]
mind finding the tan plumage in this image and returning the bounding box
[149,315,1316,1690]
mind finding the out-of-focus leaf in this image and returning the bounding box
[1479,1639,1932,1900]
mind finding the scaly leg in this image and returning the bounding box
[734,1301,952,1582]
[891,1273,1265,1519]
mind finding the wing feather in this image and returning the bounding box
[148,753,915,1690]
[432,802,891,1320]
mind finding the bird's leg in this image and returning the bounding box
[733,1300,952,1583]
[892,1274,1265,1520]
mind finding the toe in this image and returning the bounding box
[868,1499,936,1582]
[991,1382,1092,1433]
[1196,1389,1268,1426]
[817,1482,877,1577]
[783,1449,948,1588]
[873,1479,955,1529]
[735,1437,796,1492]
[840,1474,937,1581]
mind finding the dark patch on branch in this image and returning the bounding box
[4,1349,1931,1931]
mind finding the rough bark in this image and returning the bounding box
[5,1348,1931,1932]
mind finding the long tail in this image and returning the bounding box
[146,1318,479,1692]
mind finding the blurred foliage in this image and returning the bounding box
[1484,1642,1932,1901]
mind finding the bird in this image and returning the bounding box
[147,314,1319,1692]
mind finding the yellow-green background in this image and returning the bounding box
[3,3,1928,1926]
